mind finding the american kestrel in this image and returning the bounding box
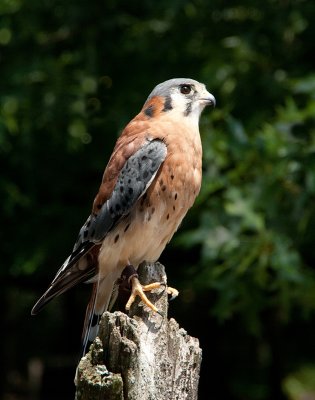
[32,78,215,354]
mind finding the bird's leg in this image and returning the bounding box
[120,264,164,315]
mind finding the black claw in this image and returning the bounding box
[157,309,165,317]
[159,282,167,294]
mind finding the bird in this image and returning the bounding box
[31,78,216,355]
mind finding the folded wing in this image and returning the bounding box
[31,138,167,315]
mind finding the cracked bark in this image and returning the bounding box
[75,262,202,400]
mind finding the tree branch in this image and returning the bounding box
[75,262,202,400]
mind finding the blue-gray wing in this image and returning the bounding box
[83,138,167,242]
[31,138,167,314]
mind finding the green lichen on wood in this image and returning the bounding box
[75,337,124,400]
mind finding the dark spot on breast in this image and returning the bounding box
[151,207,155,214]
[175,193,177,200]
[128,179,131,184]
[124,223,130,232]
[173,205,176,211]
[114,234,119,243]
[171,174,174,180]
[140,193,148,206]
[161,185,166,191]
[166,213,169,220]
[128,187,133,195]
[143,170,149,179]
[120,186,124,193]
[159,179,164,186]
[144,104,155,118]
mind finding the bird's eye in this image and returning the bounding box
[180,85,192,95]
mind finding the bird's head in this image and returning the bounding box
[145,78,215,123]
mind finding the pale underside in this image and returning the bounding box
[94,118,202,311]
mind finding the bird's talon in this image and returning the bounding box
[125,275,161,314]
[157,309,165,317]
[167,286,179,301]
[142,282,163,292]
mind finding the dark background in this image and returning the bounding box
[1,0,315,399]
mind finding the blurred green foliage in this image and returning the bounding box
[1,0,315,399]
[181,75,315,334]
[283,365,315,400]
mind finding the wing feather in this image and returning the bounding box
[31,138,167,315]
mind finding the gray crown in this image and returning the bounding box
[147,78,202,100]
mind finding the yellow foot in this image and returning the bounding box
[125,276,163,315]
[120,264,179,315]
[167,286,179,300]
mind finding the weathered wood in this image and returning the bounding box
[75,262,202,400]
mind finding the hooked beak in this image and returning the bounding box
[199,89,216,108]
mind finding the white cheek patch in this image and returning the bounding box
[168,91,203,126]
[170,91,190,114]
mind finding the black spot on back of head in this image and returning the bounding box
[144,104,155,118]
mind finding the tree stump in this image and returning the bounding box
[75,262,202,400]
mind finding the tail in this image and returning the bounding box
[81,272,120,356]
[31,243,97,316]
